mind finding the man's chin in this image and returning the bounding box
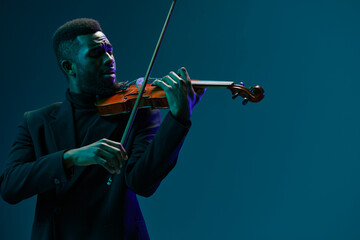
[95,81,123,96]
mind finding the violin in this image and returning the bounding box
[95,79,265,116]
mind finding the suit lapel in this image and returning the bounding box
[49,100,76,151]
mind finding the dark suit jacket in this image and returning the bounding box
[0,99,190,239]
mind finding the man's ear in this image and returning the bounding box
[61,60,76,77]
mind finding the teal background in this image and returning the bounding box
[1,0,360,239]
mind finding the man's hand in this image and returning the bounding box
[152,67,205,123]
[63,138,128,174]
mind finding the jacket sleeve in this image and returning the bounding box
[0,112,69,204]
[124,109,190,197]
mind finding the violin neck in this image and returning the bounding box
[190,80,234,89]
[147,77,234,89]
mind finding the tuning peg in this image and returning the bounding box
[232,92,239,99]
[242,98,248,105]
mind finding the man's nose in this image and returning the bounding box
[104,52,115,66]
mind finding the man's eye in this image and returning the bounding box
[90,48,104,57]
[105,46,113,55]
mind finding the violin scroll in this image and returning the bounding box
[229,83,265,105]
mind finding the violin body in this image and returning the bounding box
[95,84,168,116]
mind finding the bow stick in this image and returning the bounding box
[107,0,177,185]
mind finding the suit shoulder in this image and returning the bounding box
[25,102,63,120]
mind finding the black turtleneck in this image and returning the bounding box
[65,89,100,147]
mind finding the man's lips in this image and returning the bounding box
[103,69,116,74]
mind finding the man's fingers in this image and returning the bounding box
[95,140,128,174]
[95,156,116,174]
[99,139,128,160]
[177,67,190,81]
[152,79,171,91]
[161,75,178,88]
[100,138,122,150]
[97,147,120,173]
[99,143,122,161]
[177,67,193,90]
[168,71,184,85]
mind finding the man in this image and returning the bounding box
[0,18,204,239]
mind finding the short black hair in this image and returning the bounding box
[52,18,102,76]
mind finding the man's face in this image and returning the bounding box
[73,31,120,95]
